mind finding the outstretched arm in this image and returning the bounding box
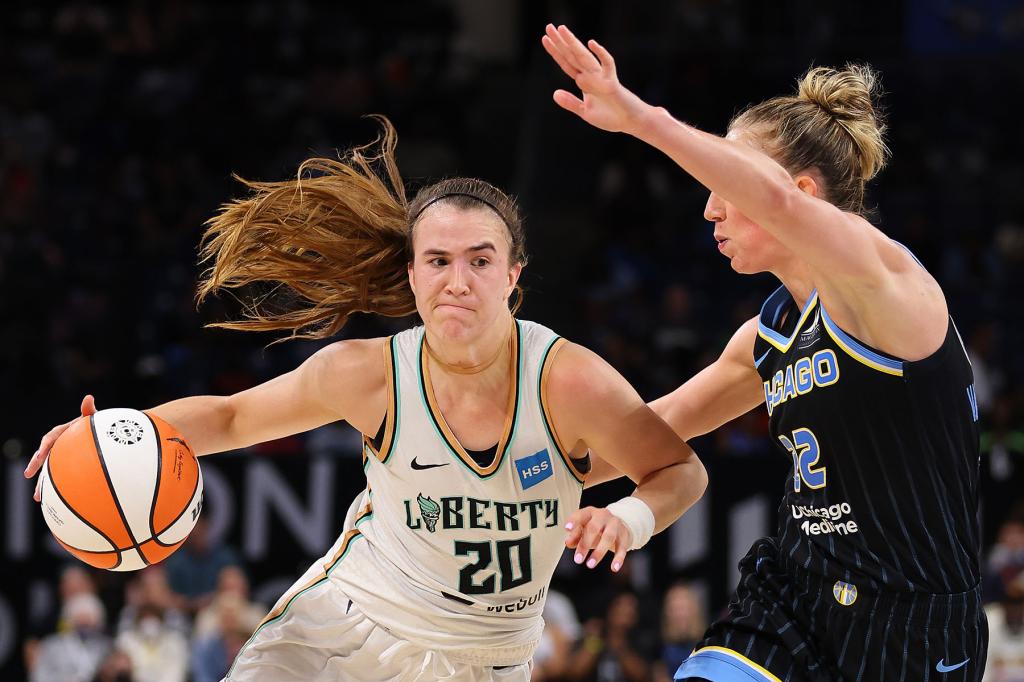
[24,338,388,500]
[541,23,886,279]
[545,342,708,571]
[585,318,764,488]
[542,24,948,360]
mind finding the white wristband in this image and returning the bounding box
[605,496,656,551]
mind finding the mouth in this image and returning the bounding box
[436,303,473,313]
[715,237,729,252]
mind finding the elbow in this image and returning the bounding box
[677,449,708,508]
[691,455,709,500]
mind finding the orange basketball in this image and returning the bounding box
[38,408,204,571]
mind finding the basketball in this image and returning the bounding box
[38,408,204,572]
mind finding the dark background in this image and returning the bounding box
[2,1,1023,680]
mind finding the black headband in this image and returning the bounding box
[409,192,508,227]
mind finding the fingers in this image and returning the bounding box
[553,90,585,116]
[26,395,96,484]
[586,525,619,570]
[569,508,629,572]
[542,34,578,79]
[24,422,69,479]
[610,543,628,573]
[572,513,604,566]
[544,24,586,75]
[564,507,592,549]
[545,24,604,77]
[34,475,42,503]
[588,39,616,75]
[557,25,602,74]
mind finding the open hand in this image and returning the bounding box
[542,24,650,134]
[564,505,633,573]
[24,394,97,502]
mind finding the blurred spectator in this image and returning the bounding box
[25,565,100,672]
[115,603,188,682]
[533,588,582,681]
[31,593,111,682]
[987,508,1024,601]
[566,590,656,682]
[982,400,1024,544]
[654,582,707,682]
[192,566,264,641]
[984,572,1024,682]
[190,596,258,682]
[91,649,135,682]
[117,567,189,637]
[968,322,1003,415]
[651,283,702,389]
[163,518,240,615]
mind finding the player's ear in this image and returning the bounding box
[794,172,821,199]
[506,262,522,299]
[407,261,417,295]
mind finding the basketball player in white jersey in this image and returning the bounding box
[25,118,708,681]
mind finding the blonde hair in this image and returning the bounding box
[196,116,525,341]
[732,64,889,216]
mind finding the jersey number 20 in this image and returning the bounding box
[455,537,532,595]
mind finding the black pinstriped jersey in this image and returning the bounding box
[753,284,982,594]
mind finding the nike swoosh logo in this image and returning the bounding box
[410,457,450,471]
[936,658,969,673]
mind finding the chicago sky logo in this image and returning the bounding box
[515,449,552,490]
[832,580,857,606]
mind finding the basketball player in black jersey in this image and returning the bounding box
[544,24,986,681]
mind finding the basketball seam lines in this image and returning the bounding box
[145,411,162,550]
[150,458,201,547]
[89,415,150,567]
[44,457,123,569]
[142,412,192,550]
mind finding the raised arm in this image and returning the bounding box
[585,318,764,488]
[25,338,388,499]
[542,24,948,360]
[544,341,708,570]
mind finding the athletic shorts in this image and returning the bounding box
[674,538,988,681]
[226,559,531,682]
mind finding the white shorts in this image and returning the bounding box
[226,566,531,682]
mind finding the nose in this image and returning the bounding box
[704,192,726,223]
[444,261,470,296]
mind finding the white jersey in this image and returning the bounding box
[326,320,586,664]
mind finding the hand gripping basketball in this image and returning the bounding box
[27,399,204,571]
[25,394,98,503]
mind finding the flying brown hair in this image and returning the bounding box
[197,116,525,342]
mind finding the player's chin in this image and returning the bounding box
[433,316,478,341]
[728,255,762,276]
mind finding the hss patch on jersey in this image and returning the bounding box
[515,449,552,490]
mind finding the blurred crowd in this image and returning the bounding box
[24,517,1024,681]
[4,1,1024,680]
